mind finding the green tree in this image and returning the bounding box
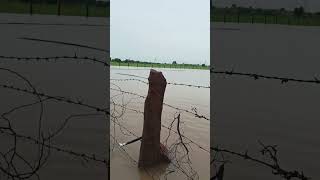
[112,58,122,62]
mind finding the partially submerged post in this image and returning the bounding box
[138,69,167,167]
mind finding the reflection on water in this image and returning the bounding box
[110,67,210,180]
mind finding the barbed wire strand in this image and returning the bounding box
[211,68,320,85]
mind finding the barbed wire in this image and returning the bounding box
[209,65,318,179]
[110,71,211,179]
[0,65,108,179]
[19,37,109,53]
[4,49,315,180]
[109,74,209,179]
[110,87,210,121]
[110,103,200,180]
[0,82,111,116]
[0,55,109,66]
[110,78,210,88]
[110,63,314,180]
[210,68,315,179]
[112,102,209,154]
[211,68,320,84]
[0,130,108,165]
[115,73,148,79]
[1,17,110,178]
[210,141,309,180]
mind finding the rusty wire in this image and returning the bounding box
[109,73,210,180]
[211,67,320,85]
[0,55,109,67]
[210,142,309,180]
[0,58,108,179]
[210,66,313,179]
[1,53,314,180]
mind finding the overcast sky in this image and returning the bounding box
[213,0,320,12]
[111,0,210,65]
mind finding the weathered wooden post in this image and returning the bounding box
[138,69,167,167]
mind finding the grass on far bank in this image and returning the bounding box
[0,0,109,17]
[111,61,209,70]
[211,13,320,26]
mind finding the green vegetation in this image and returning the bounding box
[0,0,109,17]
[110,58,209,70]
[211,4,320,26]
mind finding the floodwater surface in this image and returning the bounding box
[110,67,210,180]
[0,13,108,180]
[212,22,320,180]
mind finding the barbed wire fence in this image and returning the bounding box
[210,66,318,180]
[109,70,210,180]
[111,65,316,180]
[1,54,316,179]
[0,53,211,179]
[0,55,109,179]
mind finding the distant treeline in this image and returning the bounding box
[111,58,207,67]
[0,0,109,16]
[211,4,320,26]
[212,4,320,17]
[16,0,109,5]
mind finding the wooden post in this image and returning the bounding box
[138,69,167,167]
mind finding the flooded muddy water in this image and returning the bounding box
[212,22,320,180]
[110,67,210,180]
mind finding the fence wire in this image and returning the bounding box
[2,53,315,180]
[0,55,109,179]
[211,67,320,85]
[210,66,314,180]
[110,70,210,180]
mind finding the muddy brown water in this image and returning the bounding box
[0,13,108,180]
[110,67,210,180]
[212,22,320,179]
